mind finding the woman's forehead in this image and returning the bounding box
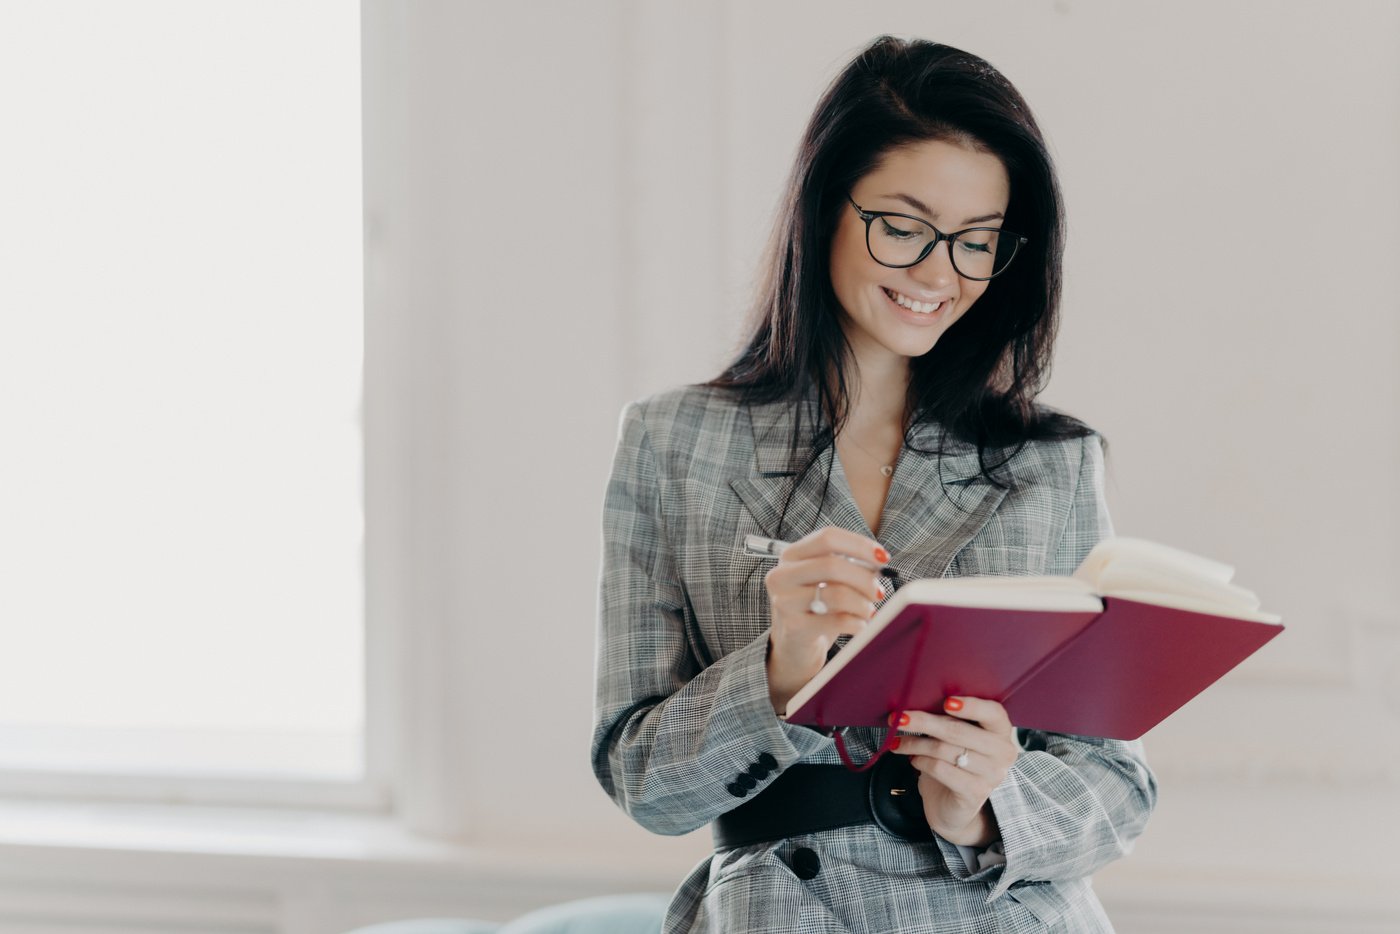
[861,140,1010,218]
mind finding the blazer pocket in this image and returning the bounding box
[704,840,782,895]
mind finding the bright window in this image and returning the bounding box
[0,1,363,781]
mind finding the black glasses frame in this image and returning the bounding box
[847,195,1028,282]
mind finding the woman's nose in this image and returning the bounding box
[911,239,958,289]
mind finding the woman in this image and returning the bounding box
[591,35,1156,933]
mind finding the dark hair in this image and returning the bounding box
[706,35,1093,494]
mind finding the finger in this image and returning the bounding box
[891,735,974,769]
[779,526,890,568]
[771,589,872,635]
[897,710,1000,758]
[774,600,872,638]
[941,696,1014,735]
[901,699,1014,741]
[785,587,877,622]
[767,568,880,617]
[910,754,983,793]
[767,556,885,603]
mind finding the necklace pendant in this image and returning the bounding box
[880,465,894,478]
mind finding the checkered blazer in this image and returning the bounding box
[592,383,1157,933]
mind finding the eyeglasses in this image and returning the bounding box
[847,195,1028,281]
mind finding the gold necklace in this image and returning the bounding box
[841,433,896,478]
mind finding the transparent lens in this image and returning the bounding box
[950,229,1014,279]
[869,216,936,267]
[866,217,1022,279]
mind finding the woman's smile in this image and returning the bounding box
[881,285,952,324]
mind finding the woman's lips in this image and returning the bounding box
[881,286,949,324]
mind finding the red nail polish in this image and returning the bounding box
[874,546,890,564]
[897,712,910,727]
[944,697,964,712]
[876,587,886,600]
[891,736,902,750]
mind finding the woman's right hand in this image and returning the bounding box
[763,526,889,714]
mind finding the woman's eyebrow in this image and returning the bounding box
[881,192,1004,225]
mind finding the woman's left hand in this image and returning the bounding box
[889,696,1020,846]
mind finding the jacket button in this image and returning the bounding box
[790,847,821,880]
[735,773,758,790]
[746,762,771,779]
[757,752,777,770]
[726,782,748,798]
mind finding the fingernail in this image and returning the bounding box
[876,586,886,600]
[897,712,910,727]
[891,736,902,750]
[874,546,890,564]
[944,697,964,712]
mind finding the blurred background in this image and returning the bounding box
[0,1,1396,932]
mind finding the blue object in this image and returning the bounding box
[343,893,669,934]
[344,921,499,934]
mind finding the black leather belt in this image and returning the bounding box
[711,754,936,849]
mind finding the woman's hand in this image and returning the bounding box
[763,526,888,714]
[890,696,1020,846]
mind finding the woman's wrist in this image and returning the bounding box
[937,803,1000,847]
[764,635,822,714]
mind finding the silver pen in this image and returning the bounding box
[742,534,889,573]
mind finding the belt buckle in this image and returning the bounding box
[867,753,935,842]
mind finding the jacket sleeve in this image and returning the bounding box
[590,401,829,835]
[936,432,1159,900]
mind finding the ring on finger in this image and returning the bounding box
[808,581,829,616]
[954,748,970,769]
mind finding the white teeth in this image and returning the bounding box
[885,288,944,314]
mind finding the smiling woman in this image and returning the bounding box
[592,34,1156,934]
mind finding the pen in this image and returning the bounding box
[742,534,890,574]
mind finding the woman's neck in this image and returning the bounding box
[843,353,910,434]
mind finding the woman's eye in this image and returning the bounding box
[958,240,992,255]
[878,218,919,240]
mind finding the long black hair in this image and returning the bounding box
[707,36,1093,494]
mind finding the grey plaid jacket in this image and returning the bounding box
[592,383,1157,933]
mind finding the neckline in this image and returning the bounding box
[829,439,902,540]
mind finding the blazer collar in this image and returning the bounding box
[729,385,1007,581]
[745,382,824,476]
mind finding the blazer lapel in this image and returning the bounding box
[728,388,856,542]
[875,421,1008,581]
[727,390,1008,582]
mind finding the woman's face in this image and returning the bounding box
[829,138,1011,372]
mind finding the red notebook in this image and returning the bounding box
[781,538,1284,740]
